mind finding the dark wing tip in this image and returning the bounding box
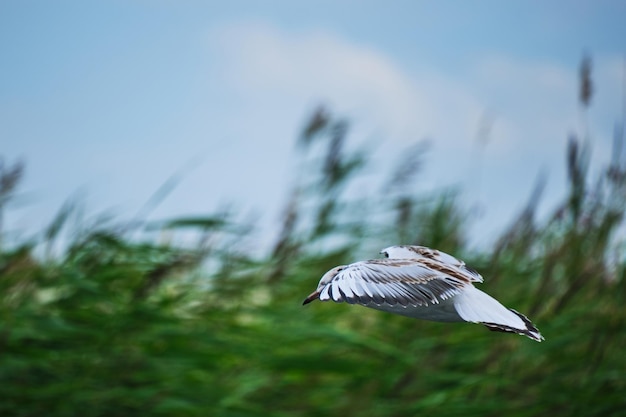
[481,309,544,342]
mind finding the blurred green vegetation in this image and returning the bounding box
[2,68,625,416]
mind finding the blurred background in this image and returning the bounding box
[1,1,625,416]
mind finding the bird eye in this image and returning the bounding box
[383,251,389,258]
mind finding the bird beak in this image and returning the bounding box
[302,291,320,305]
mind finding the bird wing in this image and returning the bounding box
[392,245,483,283]
[318,259,472,307]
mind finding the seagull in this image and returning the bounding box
[303,245,543,342]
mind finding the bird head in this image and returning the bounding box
[380,245,420,259]
[302,265,345,305]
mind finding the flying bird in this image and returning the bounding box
[303,245,543,342]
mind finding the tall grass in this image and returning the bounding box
[1,61,625,416]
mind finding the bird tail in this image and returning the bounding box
[454,287,544,342]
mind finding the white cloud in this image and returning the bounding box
[207,22,624,246]
[211,23,422,138]
[208,22,592,160]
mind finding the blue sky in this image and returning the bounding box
[2,1,625,250]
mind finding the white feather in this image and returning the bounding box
[454,286,525,329]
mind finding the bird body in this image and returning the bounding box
[303,245,543,342]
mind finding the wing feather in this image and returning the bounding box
[337,282,351,302]
[321,259,468,307]
[319,283,332,301]
[347,273,365,298]
[386,245,483,283]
